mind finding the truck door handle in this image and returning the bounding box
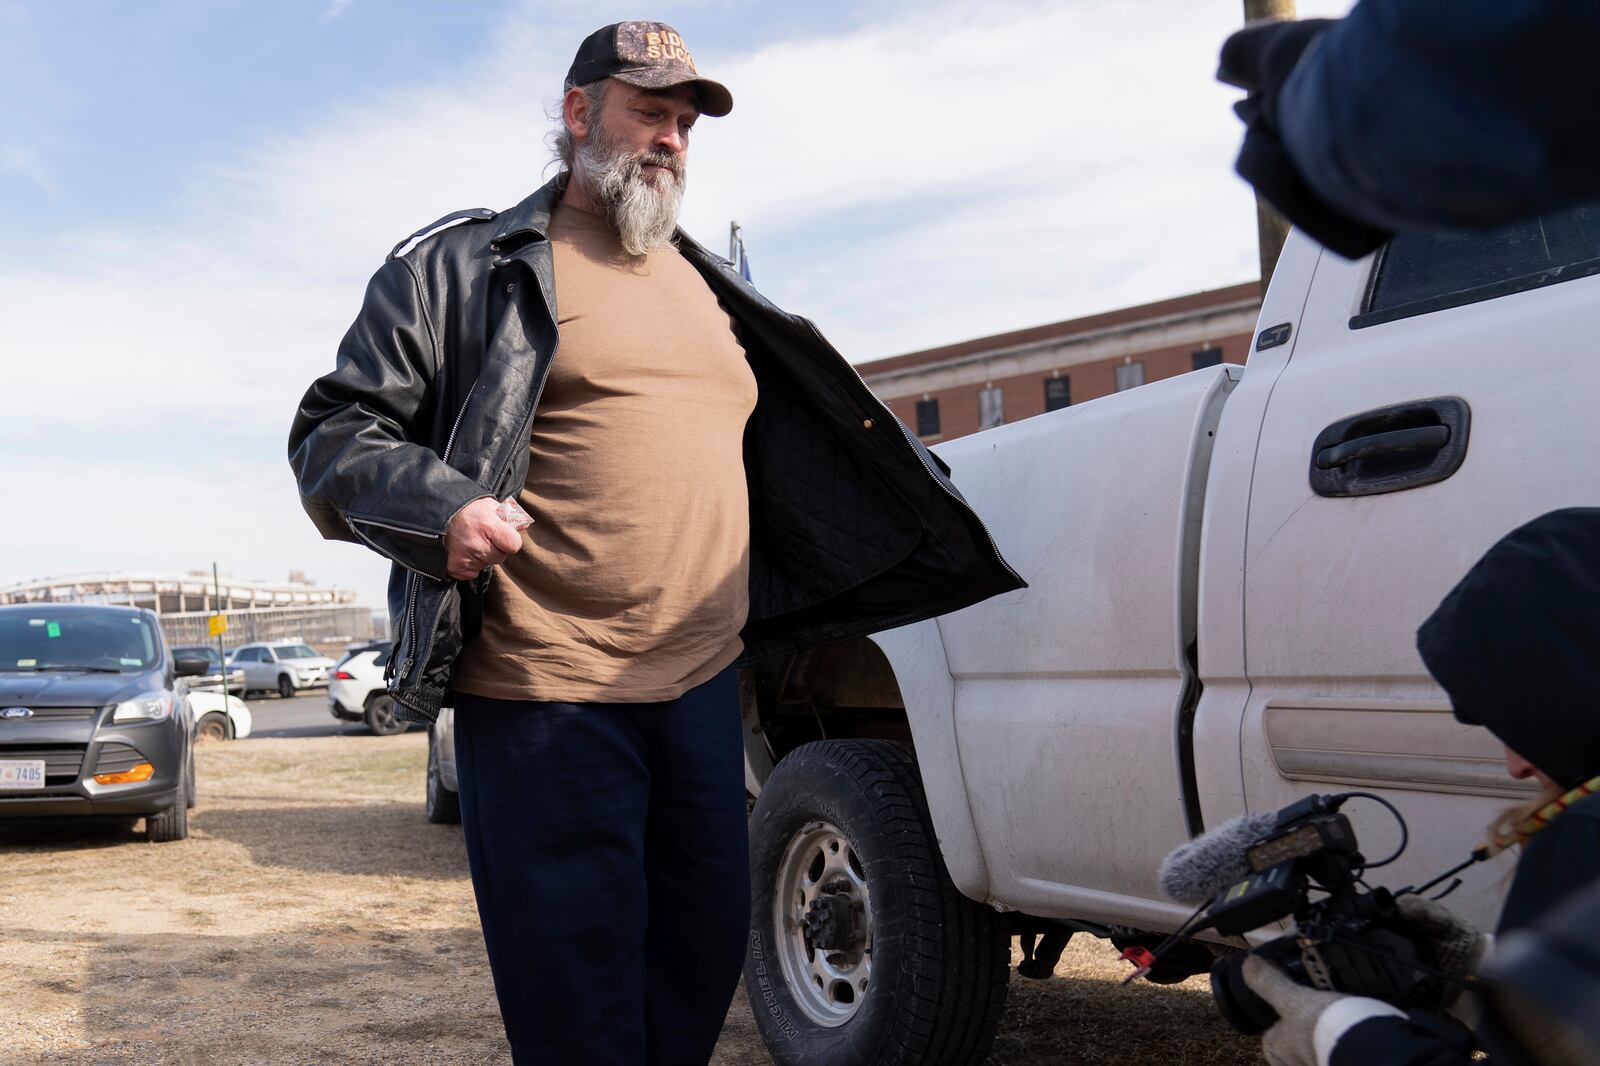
[1309,397,1470,498]
[1314,425,1450,469]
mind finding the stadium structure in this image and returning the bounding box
[0,571,380,652]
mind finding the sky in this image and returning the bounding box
[1,0,1350,609]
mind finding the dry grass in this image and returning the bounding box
[0,735,1263,1065]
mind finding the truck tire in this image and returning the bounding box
[146,774,189,843]
[745,740,1009,1066]
[425,731,461,825]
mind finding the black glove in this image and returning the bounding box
[1218,19,1336,108]
[1218,19,1391,260]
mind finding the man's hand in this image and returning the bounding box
[445,496,525,580]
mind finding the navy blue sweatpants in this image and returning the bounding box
[452,667,750,1066]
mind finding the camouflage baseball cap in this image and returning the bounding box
[565,22,733,117]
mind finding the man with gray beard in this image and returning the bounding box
[446,25,754,1065]
[288,18,1024,1066]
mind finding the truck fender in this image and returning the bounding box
[867,620,993,904]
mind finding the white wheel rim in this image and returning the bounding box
[772,820,873,1027]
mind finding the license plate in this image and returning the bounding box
[0,760,46,789]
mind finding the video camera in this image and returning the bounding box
[1155,792,1479,1035]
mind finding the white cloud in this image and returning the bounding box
[681,0,1267,354]
[318,0,354,25]
[3,0,1354,605]
[0,454,389,602]
[1,144,56,197]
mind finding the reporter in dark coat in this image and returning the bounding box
[1242,509,1600,1066]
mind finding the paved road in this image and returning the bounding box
[242,691,419,739]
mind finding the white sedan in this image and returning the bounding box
[327,642,406,735]
[189,690,252,741]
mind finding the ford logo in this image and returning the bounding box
[0,707,33,720]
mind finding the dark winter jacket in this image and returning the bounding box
[1220,0,1600,257]
[288,175,1024,720]
[1418,508,1600,793]
[1319,509,1600,1065]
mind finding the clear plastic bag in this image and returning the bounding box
[495,496,533,531]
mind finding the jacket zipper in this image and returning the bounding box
[800,317,1025,585]
[350,513,443,537]
[397,383,479,681]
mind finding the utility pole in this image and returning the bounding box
[1244,0,1295,294]
[212,562,227,682]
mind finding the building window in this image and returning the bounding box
[1192,346,1224,370]
[978,386,1005,429]
[915,397,941,437]
[1114,362,1145,392]
[1044,376,1071,412]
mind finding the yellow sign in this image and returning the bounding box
[208,615,228,637]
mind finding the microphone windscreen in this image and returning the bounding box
[1158,811,1279,905]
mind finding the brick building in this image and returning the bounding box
[859,282,1261,442]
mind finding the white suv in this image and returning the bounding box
[229,642,334,699]
[327,641,407,735]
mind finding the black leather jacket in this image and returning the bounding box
[289,176,1024,720]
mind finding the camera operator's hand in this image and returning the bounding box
[1395,894,1488,1022]
[1217,18,1332,109]
[1215,18,1390,259]
[444,496,525,581]
[1242,956,1404,1066]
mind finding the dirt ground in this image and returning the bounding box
[0,734,1264,1065]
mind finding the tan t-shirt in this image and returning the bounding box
[453,203,757,704]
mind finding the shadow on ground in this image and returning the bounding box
[192,802,468,880]
[0,818,145,853]
[11,924,508,1065]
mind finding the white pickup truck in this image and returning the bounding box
[738,215,1600,1065]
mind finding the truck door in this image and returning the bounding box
[1239,206,1600,929]
[932,366,1240,931]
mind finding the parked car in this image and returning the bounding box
[228,641,334,699]
[327,641,407,735]
[0,603,200,842]
[170,644,246,695]
[736,217,1599,1063]
[424,706,460,824]
[189,690,252,741]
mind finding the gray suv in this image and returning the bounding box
[0,603,202,842]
